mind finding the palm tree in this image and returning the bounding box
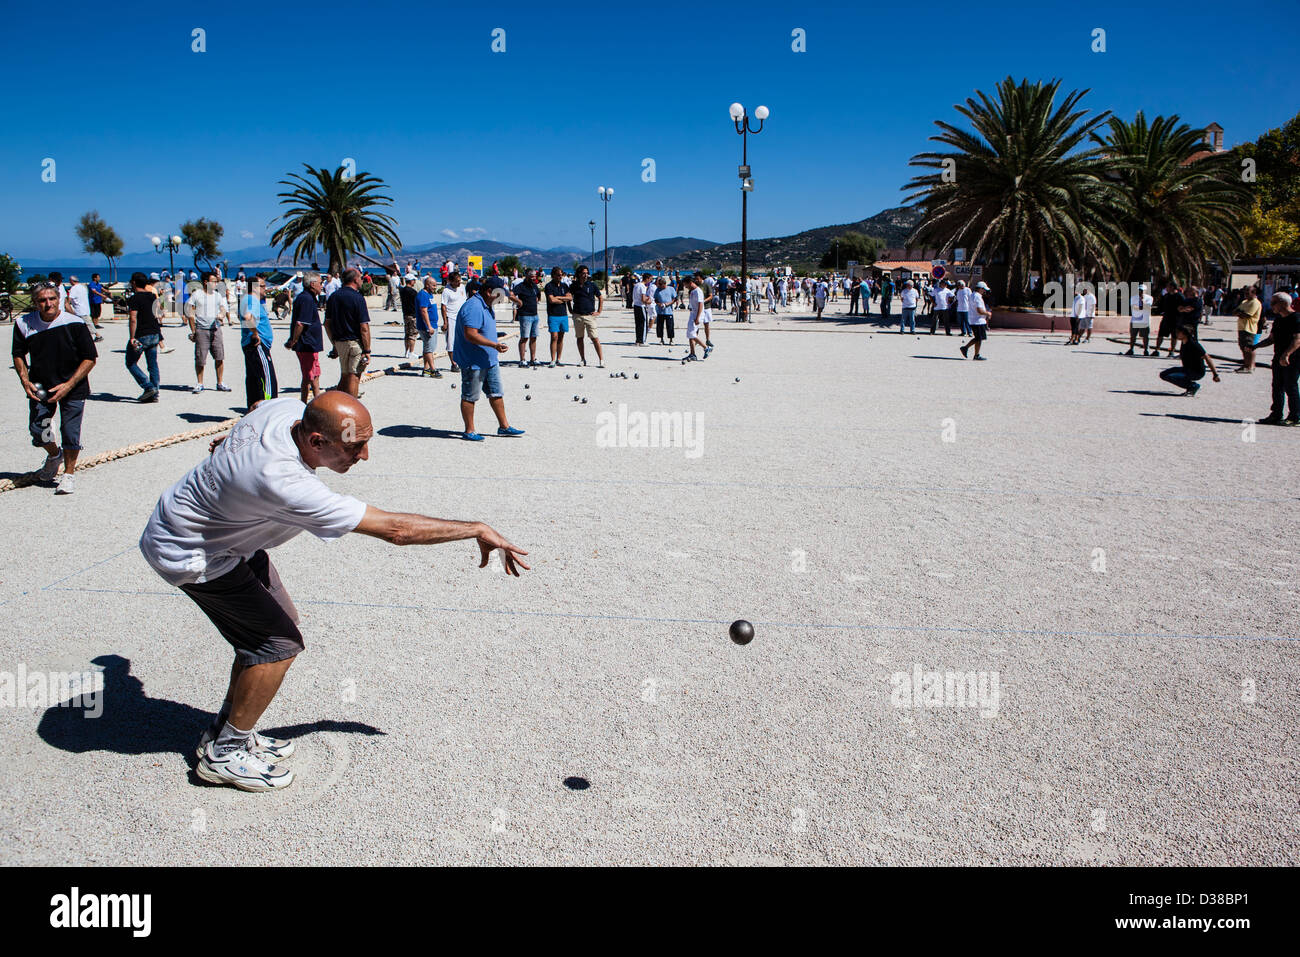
[1096,113,1248,283]
[903,77,1127,305]
[269,165,401,275]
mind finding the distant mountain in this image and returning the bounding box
[595,237,720,269]
[657,206,923,271]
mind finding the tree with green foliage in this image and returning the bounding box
[905,77,1126,305]
[1232,111,1300,257]
[498,255,523,276]
[270,164,401,275]
[0,253,22,295]
[820,232,884,270]
[179,218,224,274]
[1096,112,1247,282]
[75,211,124,281]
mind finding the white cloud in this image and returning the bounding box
[440,228,459,239]
[240,230,254,239]
[463,227,486,236]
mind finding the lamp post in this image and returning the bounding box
[597,186,613,294]
[729,102,768,323]
[588,220,596,275]
[152,234,182,315]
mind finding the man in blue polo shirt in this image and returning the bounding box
[453,277,525,442]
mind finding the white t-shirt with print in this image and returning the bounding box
[440,287,466,328]
[900,288,918,308]
[139,398,366,586]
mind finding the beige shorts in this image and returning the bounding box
[573,313,599,338]
[336,339,366,376]
[194,325,225,364]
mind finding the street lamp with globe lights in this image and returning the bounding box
[588,220,596,275]
[597,186,613,293]
[730,103,768,322]
[152,235,183,315]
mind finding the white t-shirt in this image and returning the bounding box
[440,287,466,327]
[324,277,341,298]
[139,398,366,586]
[900,288,918,308]
[189,290,225,328]
[66,283,90,317]
[933,287,951,310]
[688,286,705,320]
[632,281,646,307]
[1082,291,1097,318]
[968,293,990,326]
[1071,293,1086,318]
[1130,292,1153,326]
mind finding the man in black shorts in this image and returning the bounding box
[139,391,529,791]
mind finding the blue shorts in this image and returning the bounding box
[460,364,503,402]
[548,315,569,334]
[518,314,539,339]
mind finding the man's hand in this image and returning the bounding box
[209,435,227,455]
[21,379,40,401]
[496,341,508,353]
[1281,353,1291,367]
[47,380,73,403]
[476,525,530,576]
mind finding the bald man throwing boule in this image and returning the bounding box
[139,390,528,791]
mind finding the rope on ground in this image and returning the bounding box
[0,337,517,495]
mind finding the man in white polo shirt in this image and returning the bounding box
[65,275,101,343]
[139,391,529,792]
[185,271,231,393]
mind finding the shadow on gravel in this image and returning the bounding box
[36,655,384,763]
[176,413,233,424]
[1139,413,1245,424]
[1109,389,1180,397]
[378,424,464,440]
[910,355,967,360]
[86,392,128,402]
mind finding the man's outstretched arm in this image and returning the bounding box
[353,506,530,575]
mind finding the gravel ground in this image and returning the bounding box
[1,301,1296,865]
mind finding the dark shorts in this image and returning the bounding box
[1238,330,1258,350]
[1157,316,1178,337]
[971,324,988,341]
[90,301,102,320]
[179,550,304,665]
[404,316,417,340]
[29,397,85,450]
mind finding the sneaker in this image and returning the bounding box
[1284,419,1300,427]
[1123,349,1134,356]
[497,426,525,436]
[93,334,104,342]
[706,340,714,347]
[138,389,159,403]
[463,431,484,442]
[1258,416,1284,425]
[432,370,443,378]
[192,384,204,394]
[37,448,62,481]
[548,361,557,368]
[973,355,987,361]
[160,345,175,354]
[686,354,700,362]
[1234,368,1253,374]
[216,383,231,392]
[196,742,294,792]
[55,473,75,495]
[598,362,605,368]
[196,725,295,761]
[959,344,969,357]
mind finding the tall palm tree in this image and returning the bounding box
[1096,113,1248,283]
[903,77,1127,305]
[269,164,401,275]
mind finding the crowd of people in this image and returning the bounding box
[10,259,1300,498]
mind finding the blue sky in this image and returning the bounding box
[4,0,1296,262]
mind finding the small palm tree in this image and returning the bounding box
[1096,113,1248,283]
[270,165,401,275]
[903,77,1127,304]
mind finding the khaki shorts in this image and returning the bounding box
[194,325,225,364]
[573,313,599,338]
[336,338,366,376]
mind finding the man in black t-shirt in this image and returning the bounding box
[1158,326,1220,396]
[126,272,163,401]
[12,282,98,494]
[543,266,572,367]
[285,271,325,402]
[1255,291,1300,425]
[512,269,542,367]
[569,265,605,368]
[1153,282,1187,358]
[324,268,372,397]
[398,276,420,362]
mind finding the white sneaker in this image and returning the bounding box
[192,384,204,394]
[38,448,62,481]
[195,725,295,761]
[55,473,75,495]
[196,742,294,792]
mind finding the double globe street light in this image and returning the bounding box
[729,103,768,323]
[598,186,614,293]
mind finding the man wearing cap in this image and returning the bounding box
[453,277,525,441]
[1126,282,1154,356]
[959,285,992,360]
[930,280,953,335]
[899,280,918,334]
[1255,291,1300,425]
[569,265,605,368]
